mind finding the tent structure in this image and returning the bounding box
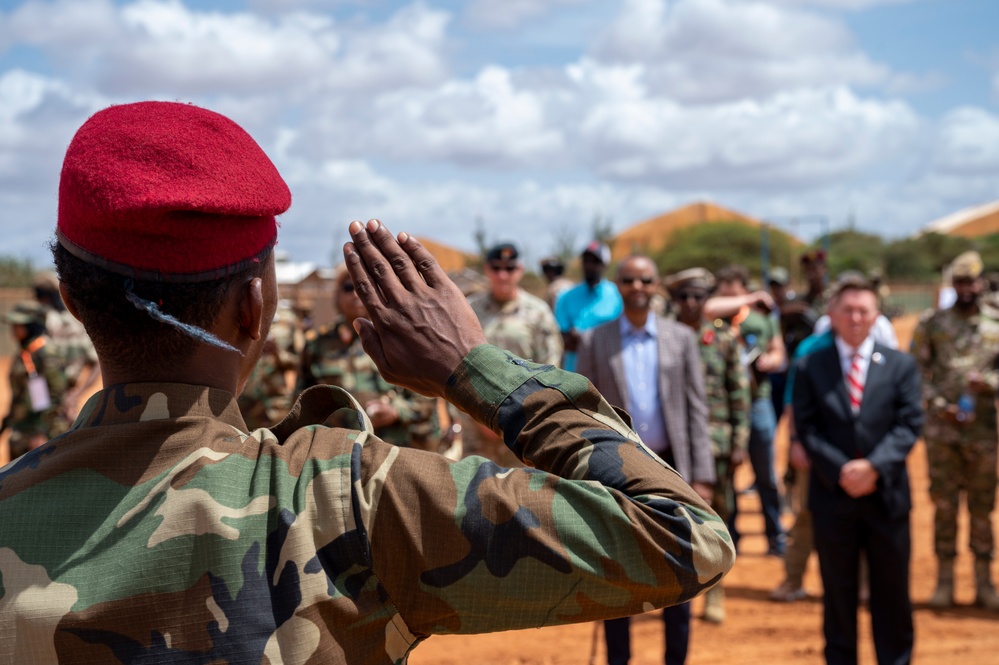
[921,200,999,238]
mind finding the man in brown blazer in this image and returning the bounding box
[577,255,715,665]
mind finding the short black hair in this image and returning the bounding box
[52,242,266,374]
[715,264,749,287]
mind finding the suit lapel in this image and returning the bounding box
[607,323,630,412]
[656,317,673,417]
[820,344,853,420]
[858,344,887,419]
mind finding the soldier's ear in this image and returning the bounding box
[58,281,82,324]
[237,277,265,342]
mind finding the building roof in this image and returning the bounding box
[416,237,476,272]
[611,201,763,261]
[275,259,316,285]
[921,199,999,238]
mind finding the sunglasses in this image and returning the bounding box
[488,263,519,273]
[675,291,707,302]
[618,276,655,286]
[341,282,355,293]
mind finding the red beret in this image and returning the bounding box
[57,101,291,282]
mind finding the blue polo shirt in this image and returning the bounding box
[555,279,623,372]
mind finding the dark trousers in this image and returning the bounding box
[812,499,913,665]
[604,602,691,665]
[728,397,785,551]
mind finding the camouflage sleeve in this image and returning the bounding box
[536,306,564,367]
[295,340,317,392]
[724,333,751,457]
[363,344,735,637]
[909,311,938,404]
[388,387,437,428]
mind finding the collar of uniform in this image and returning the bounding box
[488,291,522,314]
[76,383,249,431]
[75,382,373,442]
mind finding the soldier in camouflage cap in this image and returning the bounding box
[298,265,441,450]
[237,301,302,430]
[911,250,999,610]
[0,102,734,663]
[33,270,102,421]
[1,301,71,459]
[462,242,563,466]
[666,267,751,624]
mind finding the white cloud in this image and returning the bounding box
[931,107,999,175]
[760,0,915,9]
[571,63,920,188]
[463,0,592,30]
[593,0,891,103]
[2,0,450,97]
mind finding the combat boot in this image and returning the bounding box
[927,559,954,609]
[702,584,725,624]
[974,559,999,611]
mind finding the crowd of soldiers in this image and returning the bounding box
[3,238,999,663]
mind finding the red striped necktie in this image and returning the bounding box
[846,352,864,413]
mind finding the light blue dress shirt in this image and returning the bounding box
[619,315,668,454]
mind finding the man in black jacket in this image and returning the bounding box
[793,275,922,665]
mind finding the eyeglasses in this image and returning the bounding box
[488,263,519,273]
[618,276,655,286]
[341,282,355,293]
[675,291,707,302]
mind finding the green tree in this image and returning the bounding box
[0,256,36,287]
[653,222,797,280]
[810,230,886,277]
[884,233,974,282]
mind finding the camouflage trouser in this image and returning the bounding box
[458,412,523,468]
[783,471,813,586]
[711,456,735,525]
[925,419,998,560]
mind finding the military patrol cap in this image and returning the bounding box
[57,101,291,283]
[582,241,611,265]
[4,301,48,326]
[951,251,984,280]
[768,266,790,286]
[485,243,520,263]
[664,267,715,292]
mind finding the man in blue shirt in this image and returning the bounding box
[555,241,623,372]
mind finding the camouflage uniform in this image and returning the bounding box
[44,308,98,390]
[238,306,303,430]
[462,290,563,466]
[911,301,999,561]
[298,317,439,450]
[0,345,735,664]
[5,333,70,459]
[695,319,751,523]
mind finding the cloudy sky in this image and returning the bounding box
[1,0,997,268]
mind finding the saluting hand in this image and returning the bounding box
[343,220,487,399]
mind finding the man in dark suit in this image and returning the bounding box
[793,275,922,665]
[577,255,715,665]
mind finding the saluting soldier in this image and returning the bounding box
[666,267,751,624]
[0,101,734,663]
